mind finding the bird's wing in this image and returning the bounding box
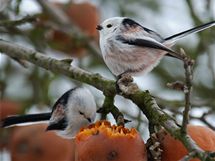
[47,103,68,130]
[121,18,164,42]
[51,88,77,113]
[116,35,183,60]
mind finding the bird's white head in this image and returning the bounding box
[66,87,96,125]
[47,87,97,139]
[96,17,124,38]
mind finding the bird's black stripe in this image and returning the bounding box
[51,88,77,113]
[122,18,154,33]
[116,35,176,54]
[46,118,68,131]
[122,18,164,41]
[122,18,142,28]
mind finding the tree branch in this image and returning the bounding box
[0,39,214,161]
[98,96,126,126]
[0,39,115,96]
[181,49,194,134]
[36,0,101,59]
[0,15,37,27]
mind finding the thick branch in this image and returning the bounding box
[0,39,213,161]
[0,39,115,96]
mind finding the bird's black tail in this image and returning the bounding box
[164,21,215,44]
[1,113,51,128]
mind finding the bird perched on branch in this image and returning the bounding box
[1,87,97,138]
[96,17,215,78]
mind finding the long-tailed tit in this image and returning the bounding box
[96,17,215,77]
[1,87,97,138]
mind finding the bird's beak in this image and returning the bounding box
[96,25,103,31]
[87,118,91,123]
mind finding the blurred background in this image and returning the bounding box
[0,0,215,161]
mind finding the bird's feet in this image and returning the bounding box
[116,73,139,95]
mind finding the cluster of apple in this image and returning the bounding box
[1,100,215,161]
[40,2,99,57]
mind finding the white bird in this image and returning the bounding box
[96,17,215,77]
[1,87,97,138]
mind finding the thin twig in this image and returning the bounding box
[156,97,215,110]
[97,96,126,126]
[180,151,197,161]
[9,56,28,68]
[207,51,215,83]
[36,0,101,59]
[191,110,215,130]
[180,48,194,134]
[168,108,215,130]
[0,15,37,27]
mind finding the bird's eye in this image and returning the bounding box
[106,24,112,28]
[79,111,84,115]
